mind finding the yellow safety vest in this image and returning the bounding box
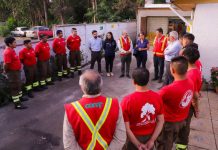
[72,97,112,150]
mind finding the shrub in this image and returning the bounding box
[211,67,218,87]
[6,17,17,31]
[0,26,10,37]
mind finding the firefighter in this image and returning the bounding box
[3,37,28,109]
[19,40,40,98]
[156,56,194,150]
[117,31,133,78]
[152,28,168,83]
[176,45,201,150]
[121,68,164,150]
[35,34,54,90]
[52,30,68,81]
[63,70,126,150]
[67,28,82,78]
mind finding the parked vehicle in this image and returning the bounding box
[11,27,29,37]
[26,26,53,39]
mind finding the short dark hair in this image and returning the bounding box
[171,56,188,75]
[56,30,62,35]
[4,37,16,46]
[132,68,150,86]
[23,40,31,45]
[156,28,163,34]
[183,33,195,42]
[40,34,48,39]
[72,28,77,31]
[92,30,97,34]
[183,46,200,64]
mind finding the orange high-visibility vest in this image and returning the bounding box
[153,35,168,57]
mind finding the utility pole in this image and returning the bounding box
[92,0,97,23]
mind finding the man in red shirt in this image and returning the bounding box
[53,30,68,81]
[19,40,39,98]
[176,45,201,150]
[121,68,164,150]
[67,28,82,78]
[156,56,194,150]
[3,37,27,109]
[153,28,168,83]
[35,34,53,90]
[63,70,126,149]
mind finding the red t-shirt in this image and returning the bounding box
[159,79,194,122]
[3,48,21,71]
[35,41,50,61]
[187,68,202,93]
[195,60,202,73]
[52,37,66,54]
[67,35,81,51]
[19,47,37,66]
[121,90,163,136]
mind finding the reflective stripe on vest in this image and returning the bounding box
[161,37,167,51]
[72,97,112,150]
[176,144,187,150]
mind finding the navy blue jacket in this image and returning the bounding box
[103,40,117,57]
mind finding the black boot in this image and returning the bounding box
[78,70,82,75]
[27,91,34,98]
[58,77,62,81]
[71,72,74,78]
[33,86,44,92]
[47,81,54,85]
[41,85,48,90]
[20,96,29,102]
[15,102,27,109]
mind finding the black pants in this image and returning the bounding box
[163,61,174,86]
[56,54,68,77]
[6,70,22,103]
[90,51,102,73]
[156,121,186,150]
[24,65,39,91]
[121,54,132,75]
[69,51,81,73]
[153,55,164,79]
[176,105,194,149]
[105,55,115,73]
[123,135,152,150]
[136,52,147,68]
[38,60,52,85]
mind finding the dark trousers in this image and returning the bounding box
[176,105,194,148]
[121,54,132,75]
[56,54,68,77]
[136,52,147,68]
[163,61,174,86]
[153,55,164,79]
[105,55,115,73]
[123,135,152,150]
[38,60,51,85]
[24,65,39,91]
[90,51,102,73]
[6,70,22,103]
[69,51,81,73]
[156,120,186,150]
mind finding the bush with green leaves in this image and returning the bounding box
[0,25,10,37]
[211,67,218,87]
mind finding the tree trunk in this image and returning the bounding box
[43,0,48,26]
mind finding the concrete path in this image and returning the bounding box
[0,51,217,150]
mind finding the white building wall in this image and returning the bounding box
[193,3,218,80]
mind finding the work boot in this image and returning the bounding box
[15,102,27,109]
[33,86,44,92]
[152,77,158,81]
[119,74,125,78]
[58,77,62,81]
[41,85,48,90]
[158,78,163,83]
[78,70,82,76]
[27,91,34,98]
[20,96,29,102]
[47,81,54,85]
[126,74,131,78]
[71,72,74,78]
